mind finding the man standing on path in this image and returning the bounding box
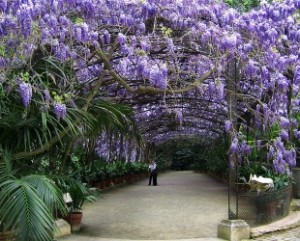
[148,160,158,186]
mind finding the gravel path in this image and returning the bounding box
[60,171,228,240]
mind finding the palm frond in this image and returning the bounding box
[0,148,17,182]
[89,100,142,141]
[0,99,97,159]
[0,179,54,241]
[22,174,67,217]
[50,175,90,196]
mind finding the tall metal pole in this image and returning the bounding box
[226,56,239,219]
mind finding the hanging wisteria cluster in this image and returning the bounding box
[0,0,300,171]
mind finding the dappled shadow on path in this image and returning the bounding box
[73,171,228,240]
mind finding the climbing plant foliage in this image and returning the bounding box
[0,0,300,173]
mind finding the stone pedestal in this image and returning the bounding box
[218,219,250,241]
[53,219,71,239]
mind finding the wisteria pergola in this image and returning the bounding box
[1,0,299,172]
[1,0,300,240]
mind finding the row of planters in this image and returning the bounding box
[66,155,149,188]
[92,161,149,189]
[62,147,151,186]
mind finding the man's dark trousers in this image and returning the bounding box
[149,172,157,186]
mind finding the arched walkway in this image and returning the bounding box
[60,171,228,240]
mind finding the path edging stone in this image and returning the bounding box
[250,211,300,238]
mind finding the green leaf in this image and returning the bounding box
[41,112,47,130]
[0,179,54,241]
[0,45,6,57]
[22,174,67,217]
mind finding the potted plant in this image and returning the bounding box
[61,180,96,232]
[93,167,107,189]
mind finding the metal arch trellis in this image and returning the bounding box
[92,12,271,222]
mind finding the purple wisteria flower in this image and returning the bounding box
[284,148,296,166]
[276,73,289,93]
[273,157,286,173]
[149,64,168,89]
[117,33,126,45]
[137,22,146,33]
[274,137,285,151]
[80,0,96,19]
[294,65,300,84]
[58,16,71,28]
[43,89,51,101]
[47,14,59,33]
[266,135,296,173]
[267,146,275,161]
[53,102,67,120]
[224,120,232,132]
[0,57,7,68]
[242,42,253,54]
[74,23,89,43]
[140,38,151,52]
[230,137,239,154]
[257,140,262,150]
[245,60,259,78]
[223,8,239,23]
[291,119,298,128]
[262,104,270,124]
[201,31,211,45]
[121,44,133,56]
[280,129,289,140]
[19,81,32,107]
[208,82,215,96]
[266,28,278,44]
[221,34,237,50]
[280,116,290,128]
[137,58,149,77]
[16,4,32,37]
[0,0,7,12]
[131,36,137,47]
[80,23,89,42]
[103,30,111,44]
[294,130,300,139]
[241,140,252,155]
[216,82,224,100]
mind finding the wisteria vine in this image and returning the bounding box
[0,0,300,172]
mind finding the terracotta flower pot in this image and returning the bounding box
[93,181,105,189]
[66,211,83,232]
